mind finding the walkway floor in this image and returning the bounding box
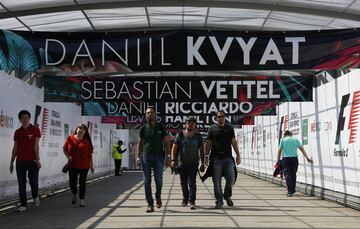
[1,170,360,229]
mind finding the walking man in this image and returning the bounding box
[171,116,205,210]
[10,110,41,212]
[205,110,241,209]
[136,107,171,213]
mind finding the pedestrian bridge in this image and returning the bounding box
[1,170,359,229]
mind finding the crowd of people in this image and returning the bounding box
[9,108,312,213]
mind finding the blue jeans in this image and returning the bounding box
[283,157,298,194]
[142,154,164,206]
[179,163,198,202]
[16,160,39,207]
[212,156,235,204]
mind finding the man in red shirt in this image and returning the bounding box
[9,110,41,212]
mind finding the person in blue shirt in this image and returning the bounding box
[277,130,313,197]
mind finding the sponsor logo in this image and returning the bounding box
[34,105,49,147]
[334,90,360,156]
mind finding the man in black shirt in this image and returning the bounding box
[205,111,241,209]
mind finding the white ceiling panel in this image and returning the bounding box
[19,11,86,27]
[29,19,92,32]
[77,0,142,4]
[86,8,148,29]
[0,18,27,30]
[344,0,360,13]
[328,18,360,28]
[0,0,74,11]
[0,1,358,32]
[280,0,353,12]
[263,18,323,31]
[209,8,269,19]
[269,11,333,28]
[208,8,268,29]
[208,18,265,29]
[148,7,207,27]
[18,11,92,32]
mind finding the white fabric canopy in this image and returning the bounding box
[0,0,359,32]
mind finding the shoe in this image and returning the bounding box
[287,193,293,197]
[226,198,234,207]
[189,201,196,210]
[181,199,189,207]
[146,205,154,213]
[80,199,85,207]
[16,206,27,212]
[215,201,223,209]
[72,195,77,205]
[156,199,162,208]
[115,174,120,176]
[33,197,40,207]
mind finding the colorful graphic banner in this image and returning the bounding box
[0,29,359,72]
[44,75,313,104]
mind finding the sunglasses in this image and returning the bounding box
[217,115,225,118]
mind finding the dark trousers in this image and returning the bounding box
[114,159,122,175]
[283,157,299,194]
[16,160,39,207]
[179,163,198,203]
[69,168,89,199]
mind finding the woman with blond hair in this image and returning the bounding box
[63,124,94,207]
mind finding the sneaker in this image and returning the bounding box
[80,199,85,207]
[226,198,234,207]
[16,206,27,212]
[189,201,196,210]
[287,193,293,197]
[181,199,189,207]
[156,199,162,208]
[215,201,223,209]
[146,205,154,213]
[33,197,40,207]
[72,195,77,205]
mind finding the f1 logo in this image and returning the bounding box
[335,90,360,145]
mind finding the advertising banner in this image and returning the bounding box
[0,72,115,201]
[0,29,359,72]
[82,101,276,117]
[44,75,313,103]
[238,69,360,196]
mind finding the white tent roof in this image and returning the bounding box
[0,0,359,32]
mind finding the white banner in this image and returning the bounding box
[0,72,115,201]
[237,69,360,196]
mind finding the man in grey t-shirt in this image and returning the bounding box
[171,116,204,210]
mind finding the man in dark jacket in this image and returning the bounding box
[205,111,241,209]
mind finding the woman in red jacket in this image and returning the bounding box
[63,124,94,207]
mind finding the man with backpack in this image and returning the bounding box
[170,116,205,210]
